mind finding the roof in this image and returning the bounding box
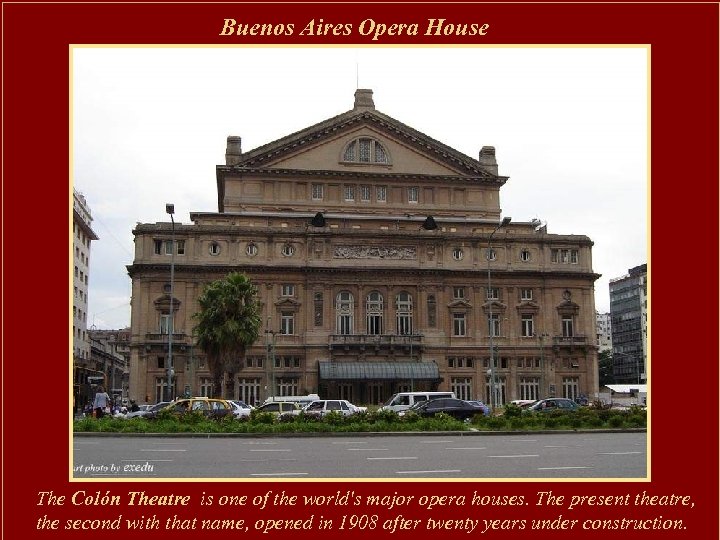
[602,384,648,393]
[318,361,439,381]
[227,88,502,179]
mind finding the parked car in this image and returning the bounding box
[526,398,580,412]
[299,400,367,418]
[399,398,487,420]
[255,402,303,416]
[154,397,235,419]
[510,399,537,409]
[465,400,491,416]
[380,391,456,413]
[230,400,254,418]
[126,401,169,419]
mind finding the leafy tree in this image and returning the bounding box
[194,272,262,398]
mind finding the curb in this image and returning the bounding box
[72,428,647,438]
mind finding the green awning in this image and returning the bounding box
[318,362,439,381]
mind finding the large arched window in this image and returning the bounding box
[366,291,384,335]
[335,291,354,335]
[342,137,390,164]
[395,291,414,335]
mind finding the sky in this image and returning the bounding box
[72,46,648,330]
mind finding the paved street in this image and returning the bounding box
[73,431,646,479]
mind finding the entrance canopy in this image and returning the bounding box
[318,362,439,381]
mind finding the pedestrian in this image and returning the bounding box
[92,386,111,419]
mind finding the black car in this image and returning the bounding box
[526,398,580,412]
[403,398,486,420]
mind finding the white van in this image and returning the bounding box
[380,391,456,413]
[263,394,320,407]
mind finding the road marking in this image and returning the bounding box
[446,447,487,450]
[249,449,292,452]
[347,448,389,451]
[420,440,453,444]
[538,466,593,470]
[250,472,308,476]
[397,470,461,474]
[140,449,187,452]
[596,451,643,455]
[242,441,278,445]
[332,441,368,445]
[488,454,539,458]
[367,456,418,460]
[544,445,570,448]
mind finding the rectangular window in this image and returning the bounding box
[486,287,499,300]
[453,313,467,336]
[338,314,353,335]
[155,377,171,403]
[562,377,579,401]
[157,356,165,369]
[276,378,299,397]
[376,185,387,202]
[552,249,579,264]
[281,284,295,296]
[154,240,163,255]
[159,314,174,335]
[360,185,371,202]
[238,378,261,405]
[312,183,324,200]
[280,312,295,335]
[367,313,383,335]
[344,185,356,201]
[176,240,185,255]
[519,377,540,401]
[521,314,535,337]
[164,240,173,255]
[408,186,419,203]
[488,314,500,337]
[451,377,473,401]
[562,316,574,337]
[397,314,413,335]
[521,288,533,301]
[199,378,213,397]
[453,287,465,299]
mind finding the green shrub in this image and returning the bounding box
[503,403,523,418]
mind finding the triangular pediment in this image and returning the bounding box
[447,299,473,309]
[229,108,499,179]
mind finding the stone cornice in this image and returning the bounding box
[126,262,601,283]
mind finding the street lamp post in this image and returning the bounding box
[166,203,175,402]
[487,216,511,413]
[265,317,276,401]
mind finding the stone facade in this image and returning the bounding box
[128,89,600,406]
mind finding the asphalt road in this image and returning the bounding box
[73,431,647,479]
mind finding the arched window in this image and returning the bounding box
[366,291,384,335]
[336,291,354,335]
[395,291,414,335]
[342,137,390,164]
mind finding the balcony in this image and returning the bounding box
[145,332,186,342]
[552,335,589,352]
[329,333,423,352]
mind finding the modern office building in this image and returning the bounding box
[596,311,612,353]
[609,264,648,384]
[127,89,600,406]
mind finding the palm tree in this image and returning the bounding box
[194,272,262,398]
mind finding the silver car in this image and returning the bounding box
[300,400,367,418]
